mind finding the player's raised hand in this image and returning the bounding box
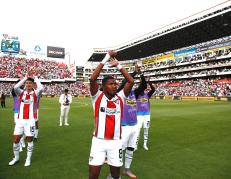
[108,50,117,58]
[26,70,32,78]
[28,66,38,77]
[109,58,120,68]
[101,50,117,65]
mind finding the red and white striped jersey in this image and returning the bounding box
[14,76,43,120]
[18,90,38,120]
[91,90,126,140]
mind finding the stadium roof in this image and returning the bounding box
[88,5,231,62]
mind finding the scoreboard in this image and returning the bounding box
[1,39,20,54]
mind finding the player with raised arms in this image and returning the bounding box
[116,64,147,179]
[136,80,155,150]
[88,51,134,179]
[9,70,43,167]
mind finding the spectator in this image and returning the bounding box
[1,93,6,108]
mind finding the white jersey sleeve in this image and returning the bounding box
[34,76,43,97]
[14,77,27,96]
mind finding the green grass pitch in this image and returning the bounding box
[0,97,231,179]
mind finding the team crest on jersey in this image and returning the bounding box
[100,107,105,112]
[22,99,33,104]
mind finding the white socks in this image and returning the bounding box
[13,143,20,160]
[144,128,149,146]
[124,149,134,169]
[26,141,34,161]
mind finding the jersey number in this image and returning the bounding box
[30,126,35,133]
[119,149,123,159]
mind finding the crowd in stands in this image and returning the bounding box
[154,78,231,97]
[1,47,231,98]
[84,48,231,80]
[43,82,89,96]
[0,56,72,79]
[2,77,231,97]
[0,82,13,96]
[0,82,89,96]
[143,59,231,75]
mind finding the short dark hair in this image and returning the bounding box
[26,77,34,82]
[64,89,68,93]
[102,76,114,86]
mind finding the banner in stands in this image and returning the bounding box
[157,53,174,61]
[197,40,231,52]
[206,45,231,53]
[174,48,196,57]
[142,53,174,65]
[47,46,65,59]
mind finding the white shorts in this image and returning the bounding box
[122,125,139,150]
[13,118,35,136]
[137,115,151,129]
[89,136,123,167]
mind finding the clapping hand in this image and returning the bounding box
[27,66,37,77]
[109,58,120,68]
[108,50,117,58]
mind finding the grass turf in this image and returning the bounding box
[0,97,231,179]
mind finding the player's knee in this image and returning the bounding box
[14,139,20,144]
[26,136,34,142]
[89,165,101,179]
[13,135,21,143]
[89,172,100,179]
[110,167,120,179]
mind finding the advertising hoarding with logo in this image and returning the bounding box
[47,46,65,59]
[29,44,46,57]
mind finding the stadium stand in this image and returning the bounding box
[1,3,231,98]
[0,57,72,79]
[84,5,231,98]
[0,82,89,97]
[0,57,89,97]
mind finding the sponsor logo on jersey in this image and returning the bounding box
[22,99,34,104]
[106,108,118,115]
[126,99,136,106]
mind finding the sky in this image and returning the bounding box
[0,0,230,66]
